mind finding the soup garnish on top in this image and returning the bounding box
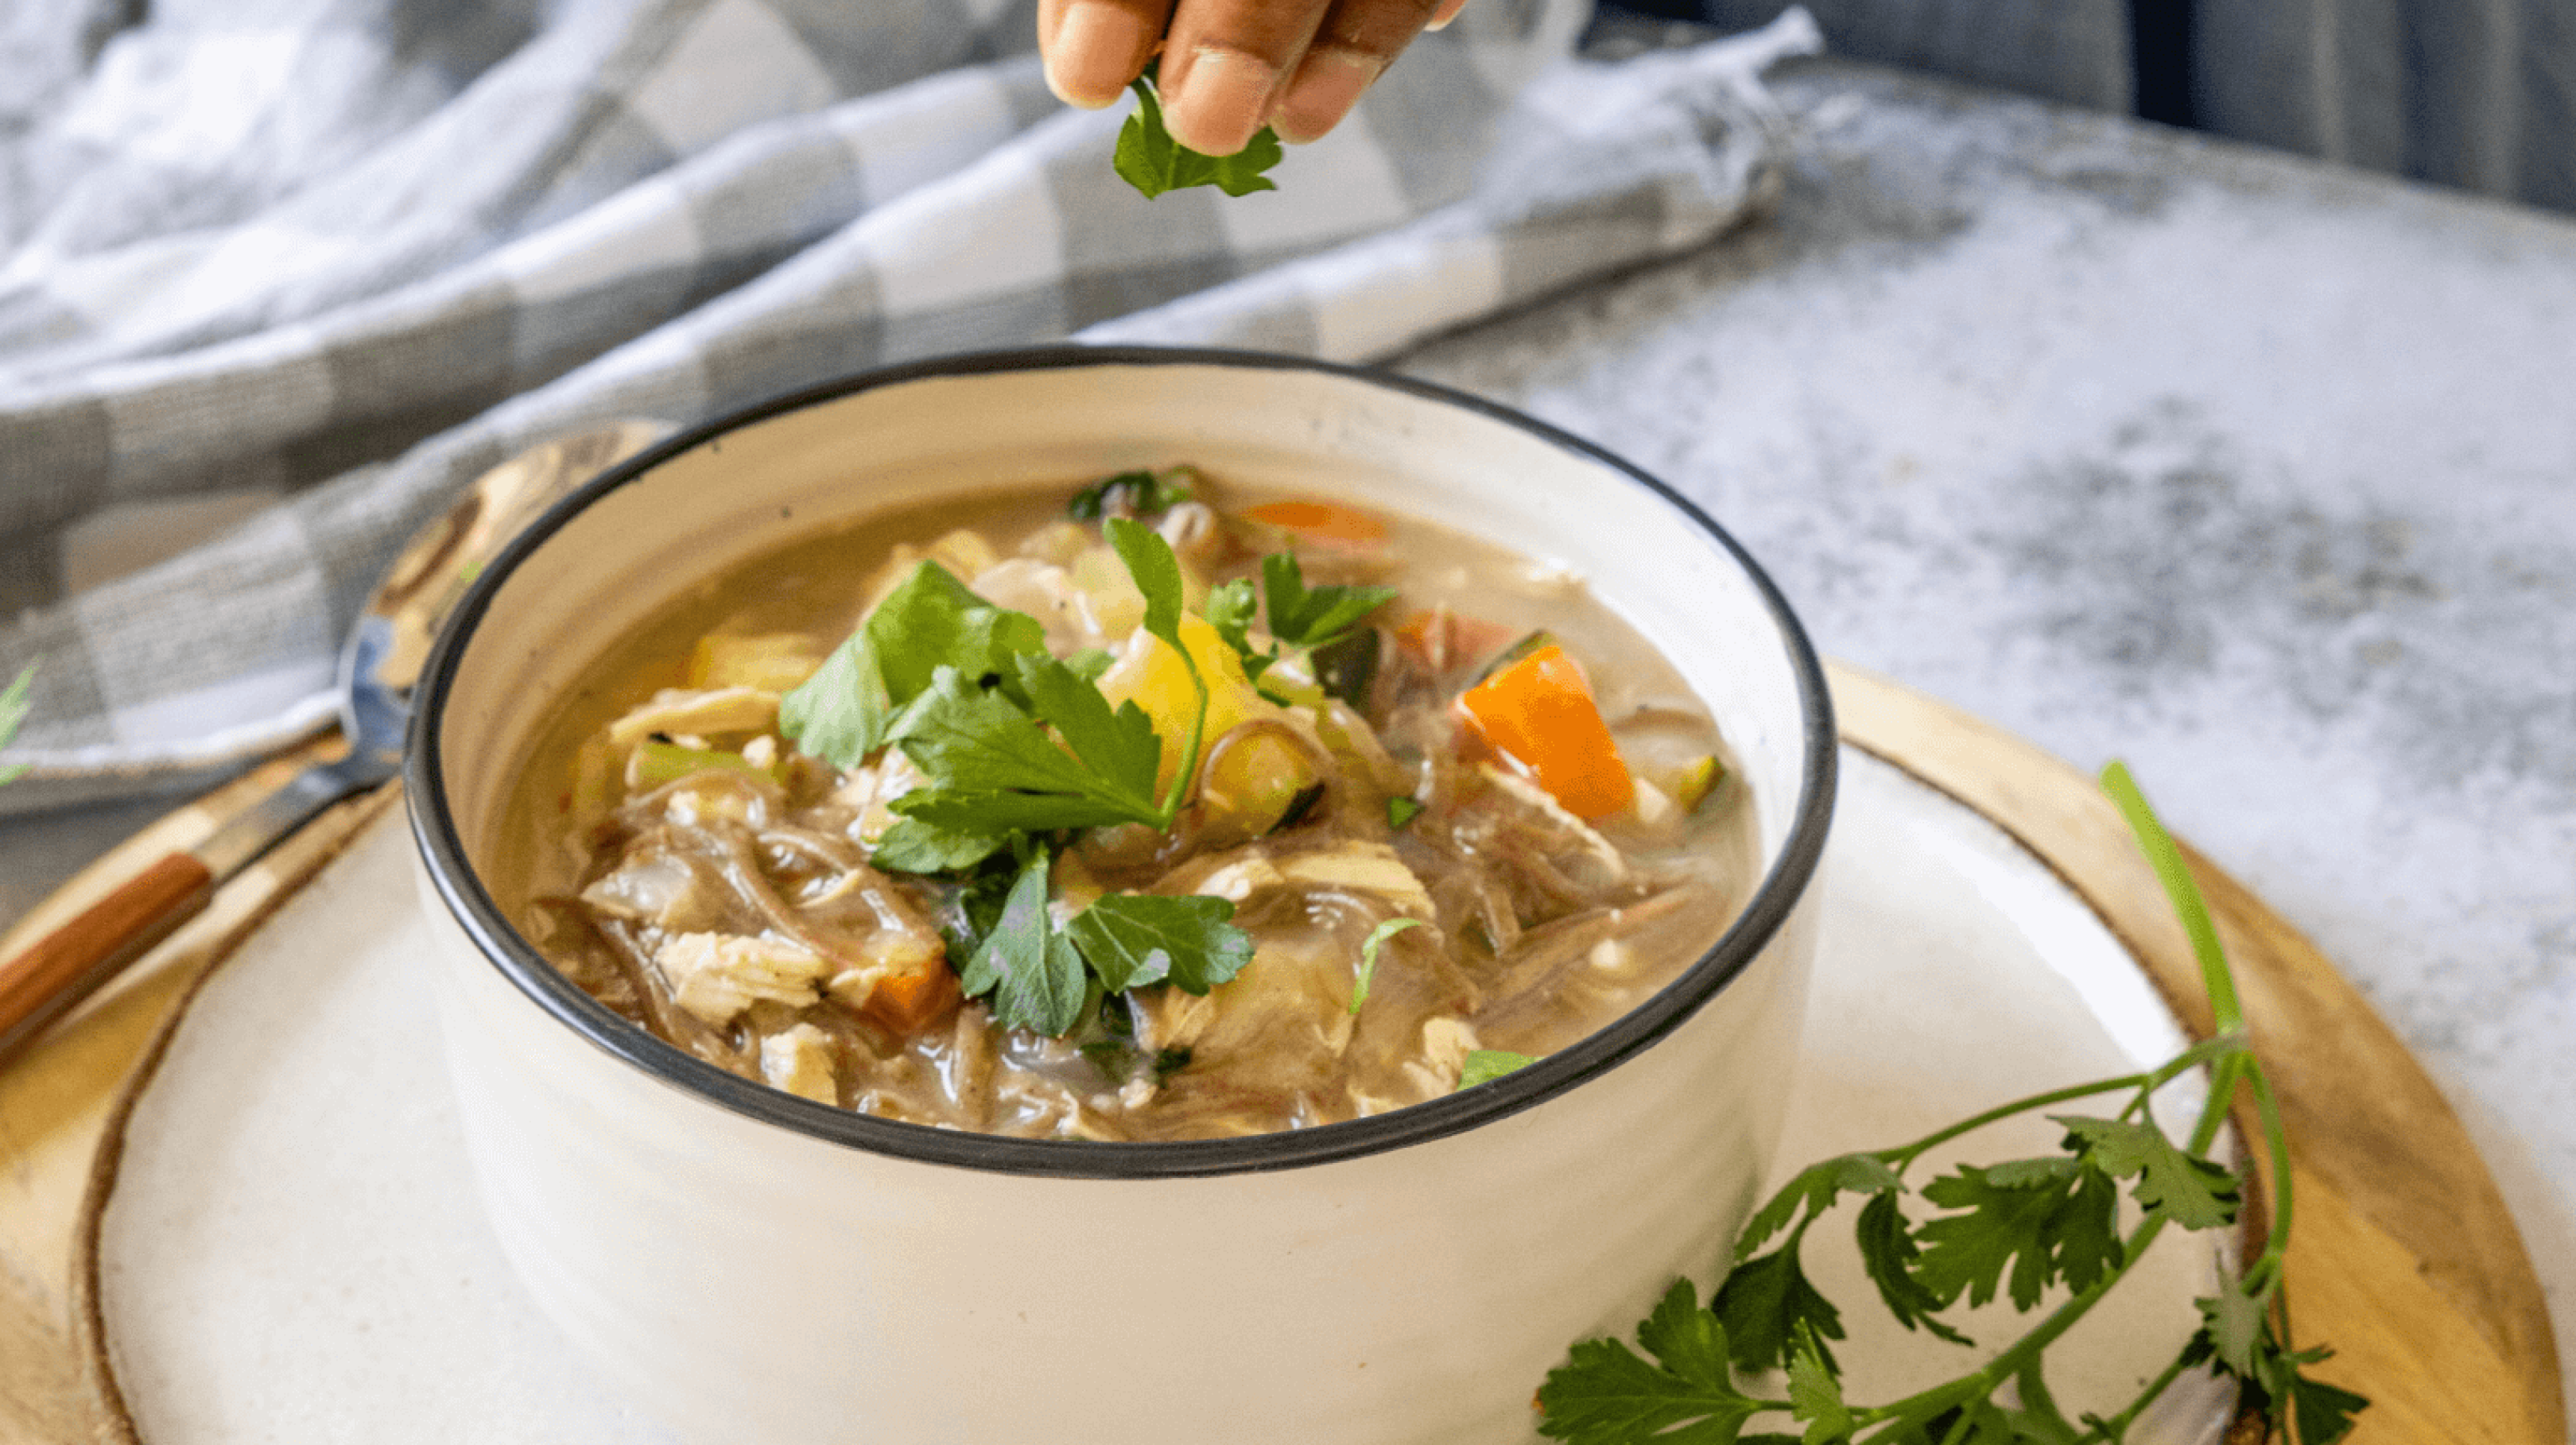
[508,469,1752,1141]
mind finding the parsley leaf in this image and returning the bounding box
[1205,577,1265,679]
[959,848,1088,1035]
[1538,1279,1763,1445]
[781,562,1046,767]
[1854,1190,1970,1345]
[1738,1153,1903,1258]
[1114,68,1283,200]
[1458,1049,1538,1087]
[1914,1158,2123,1311]
[1068,465,1200,519]
[2051,1114,2240,1231]
[1785,1325,1852,1445]
[0,663,31,785]
[1064,893,1253,994]
[869,816,1009,874]
[1346,916,1427,1014]
[1387,795,1423,829]
[1713,1239,1846,1375]
[889,667,1166,833]
[1261,552,1398,648]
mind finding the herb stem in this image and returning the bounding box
[2085,1345,2193,1443]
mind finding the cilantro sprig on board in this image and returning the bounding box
[1537,767,2366,1445]
[779,519,1251,1036]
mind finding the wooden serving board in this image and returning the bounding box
[0,666,2558,1444]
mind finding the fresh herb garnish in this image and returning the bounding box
[1263,552,1397,649]
[0,663,31,785]
[781,562,1046,768]
[1114,64,1283,200]
[1387,795,1424,830]
[1347,916,1427,1014]
[1068,465,1201,519]
[1537,766,2366,1445]
[1208,550,1396,693]
[783,515,1257,1037]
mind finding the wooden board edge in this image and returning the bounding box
[1827,658,2564,1445]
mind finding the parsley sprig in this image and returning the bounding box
[779,518,1251,1036]
[1537,765,2367,1445]
[1114,63,1284,200]
[1207,552,1395,699]
[0,663,31,785]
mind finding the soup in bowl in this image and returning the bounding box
[406,347,1834,1443]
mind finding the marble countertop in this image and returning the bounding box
[2,45,2567,1396]
[1395,54,2576,1382]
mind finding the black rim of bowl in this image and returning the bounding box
[406,344,1838,1180]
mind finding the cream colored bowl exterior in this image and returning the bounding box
[409,353,1829,1444]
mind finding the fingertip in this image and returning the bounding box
[1046,2,1154,109]
[1272,47,1382,145]
[1426,0,1470,32]
[1160,45,1280,157]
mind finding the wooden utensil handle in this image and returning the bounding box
[0,851,213,1064]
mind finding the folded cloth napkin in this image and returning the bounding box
[0,0,1820,814]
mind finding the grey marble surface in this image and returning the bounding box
[1395,55,2576,1383]
[2,46,2567,1397]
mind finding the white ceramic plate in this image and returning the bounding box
[84,747,2234,1443]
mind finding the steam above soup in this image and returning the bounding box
[503,470,1754,1141]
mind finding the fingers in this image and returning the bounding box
[1040,0,1470,155]
[1158,1,1333,157]
[1270,0,1443,145]
[1041,0,1174,109]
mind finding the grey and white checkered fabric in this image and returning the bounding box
[0,0,1820,814]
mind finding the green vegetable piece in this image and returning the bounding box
[1536,1278,1763,1444]
[1672,754,1727,813]
[1785,1324,1852,1445]
[1269,781,1325,834]
[1307,626,1380,709]
[1068,465,1201,519]
[1114,70,1283,200]
[1065,893,1253,994]
[1205,577,1261,661]
[0,663,33,785]
[1853,1190,1969,1345]
[1346,916,1426,1014]
[1475,629,1559,684]
[1457,1049,1538,1088]
[1064,647,1116,681]
[1386,795,1423,830]
[959,849,1087,1036]
[626,738,776,791]
[1260,552,1398,649]
[781,561,1046,768]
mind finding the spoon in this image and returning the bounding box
[0,420,670,1063]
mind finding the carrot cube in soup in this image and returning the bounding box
[1455,644,1634,819]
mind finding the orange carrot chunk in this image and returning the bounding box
[1240,499,1388,548]
[1455,643,1634,820]
[859,963,961,1035]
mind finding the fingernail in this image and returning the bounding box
[1426,0,1470,31]
[1047,2,1149,108]
[1161,46,1280,156]
[1273,48,1383,145]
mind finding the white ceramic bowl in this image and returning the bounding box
[405,347,1836,1444]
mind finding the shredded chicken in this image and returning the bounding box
[655,932,832,1025]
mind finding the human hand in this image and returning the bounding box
[1040,0,1471,156]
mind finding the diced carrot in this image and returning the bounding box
[859,963,961,1035]
[1454,643,1634,819]
[1240,499,1388,548]
[1395,606,1520,675]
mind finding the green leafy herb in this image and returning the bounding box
[1261,552,1397,649]
[1064,893,1254,994]
[1458,1049,1539,1088]
[889,665,1166,834]
[1114,68,1283,200]
[869,816,1009,874]
[1538,767,2366,1445]
[958,848,1089,1036]
[1346,916,1427,1015]
[1068,465,1201,519]
[1387,795,1423,829]
[0,663,33,785]
[781,561,1046,767]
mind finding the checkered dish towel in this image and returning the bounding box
[0,0,1821,814]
